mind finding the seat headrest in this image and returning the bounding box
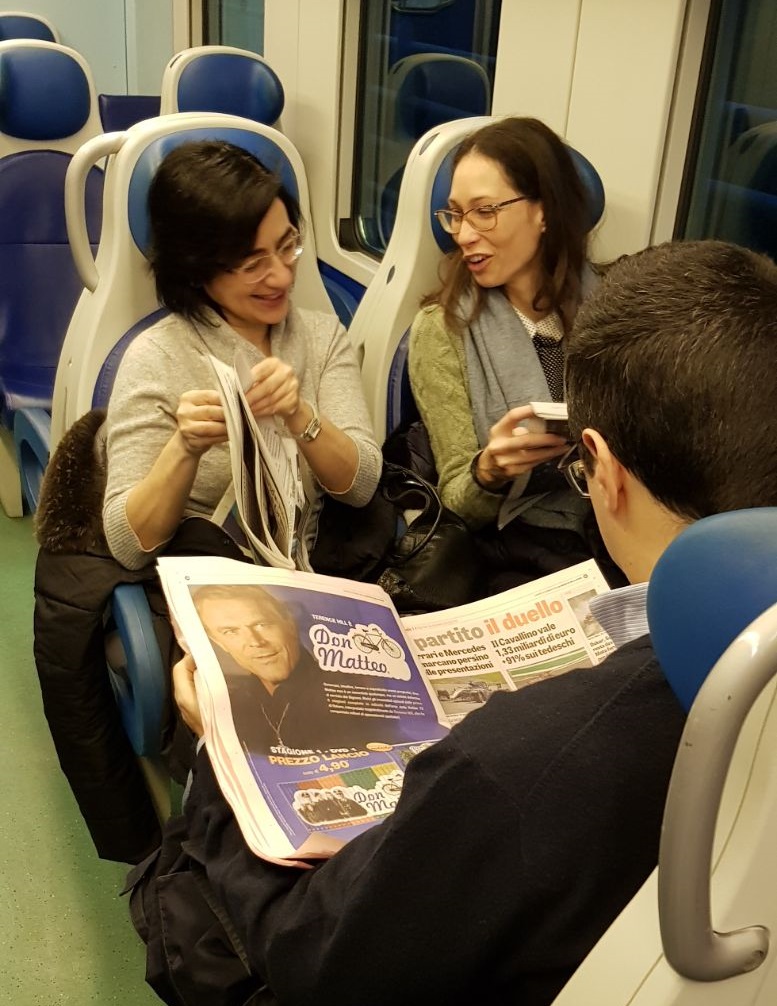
[396,58,489,138]
[0,15,56,43]
[0,46,90,140]
[428,140,605,254]
[176,53,284,124]
[647,507,777,711]
[127,126,301,257]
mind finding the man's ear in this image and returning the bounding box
[581,429,626,514]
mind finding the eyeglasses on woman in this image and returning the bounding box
[434,196,529,235]
[231,231,304,285]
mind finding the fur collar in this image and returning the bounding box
[35,408,109,554]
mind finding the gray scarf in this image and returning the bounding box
[463,287,590,533]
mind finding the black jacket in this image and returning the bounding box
[33,409,169,862]
[34,546,169,863]
[128,635,684,1006]
[33,409,252,863]
[181,636,686,1006]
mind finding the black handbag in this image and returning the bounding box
[375,464,480,614]
[311,462,479,614]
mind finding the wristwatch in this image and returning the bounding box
[293,402,322,443]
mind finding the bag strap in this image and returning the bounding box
[380,463,444,562]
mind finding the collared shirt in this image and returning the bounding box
[589,581,649,648]
[513,305,564,343]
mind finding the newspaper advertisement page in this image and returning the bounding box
[401,560,615,725]
[209,353,299,569]
[158,556,449,864]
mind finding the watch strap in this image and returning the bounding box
[294,403,322,443]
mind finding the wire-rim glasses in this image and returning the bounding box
[434,196,529,234]
[230,231,304,285]
[557,442,590,498]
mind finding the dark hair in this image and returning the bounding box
[426,117,590,333]
[147,140,302,323]
[566,240,777,521]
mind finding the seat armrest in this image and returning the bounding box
[107,583,167,758]
[14,406,51,513]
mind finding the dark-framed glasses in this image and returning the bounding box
[231,231,304,285]
[557,442,590,498]
[433,196,529,234]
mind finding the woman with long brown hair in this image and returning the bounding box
[409,116,624,591]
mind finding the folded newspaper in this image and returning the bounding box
[158,555,615,866]
[209,345,304,570]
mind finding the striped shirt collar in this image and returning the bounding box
[589,581,649,648]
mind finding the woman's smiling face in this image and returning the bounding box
[203,197,298,343]
[448,151,546,301]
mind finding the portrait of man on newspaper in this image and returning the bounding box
[192,583,374,755]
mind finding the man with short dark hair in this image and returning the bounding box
[169,241,777,1006]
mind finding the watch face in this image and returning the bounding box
[298,413,322,441]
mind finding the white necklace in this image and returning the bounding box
[260,701,290,746]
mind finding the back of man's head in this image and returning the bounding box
[566,240,777,522]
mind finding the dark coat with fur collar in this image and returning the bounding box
[33,409,166,863]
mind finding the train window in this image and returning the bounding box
[678,0,777,259]
[203,0,264,53]
[347,0,501,257]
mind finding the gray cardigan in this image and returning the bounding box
[102,306,381,570]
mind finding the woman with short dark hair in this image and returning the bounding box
[409,116,623,591]
[103,140,381,571]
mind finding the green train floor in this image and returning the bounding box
[0,510,159,1004]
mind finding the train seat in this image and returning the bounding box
[379,53,491,248]
[43,111,332,453]
[552,506,777,1004]
[350,115,605,442]
[0,11,58,42]
[0,39,103,516]
[98,93,161,133]
[160,45,284,127]
[17,110,331,507]
[708,120,777,260]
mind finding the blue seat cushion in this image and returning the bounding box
[177,54,284,124]
[92,309,170,409]
[128,126,300,256]
[0,152,103,420]
[648,508,777,711]
[0,16,56,43]
[0,47,90,140]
